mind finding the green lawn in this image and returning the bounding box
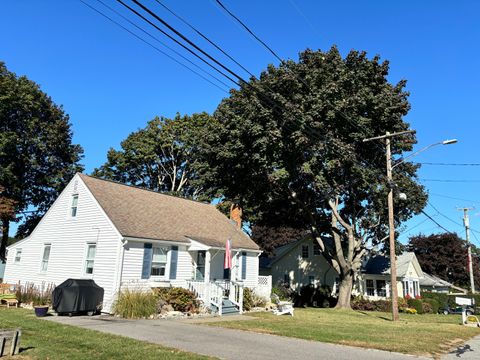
[0,308,212,360]
[208,308,480,357]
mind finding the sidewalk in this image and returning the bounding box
[45,315,427,360]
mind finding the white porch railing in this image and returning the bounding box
[186,280,244,315]
[228,281,244,314]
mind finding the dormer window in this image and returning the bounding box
[71,194,79,217]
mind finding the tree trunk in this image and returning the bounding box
[335,272,353,309]
[0,218,9,262]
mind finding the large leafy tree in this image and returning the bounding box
[407,233,480,288]
[93,113,212,199]
[0,62,84,260]
[202,47,427,308]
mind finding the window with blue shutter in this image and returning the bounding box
[169,246,178,279]
[241,251,247,280]
[141,243,153,279]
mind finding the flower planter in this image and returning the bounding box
[34,305,49,317]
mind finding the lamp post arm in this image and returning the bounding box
[391,142,442,170]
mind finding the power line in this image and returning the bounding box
[471,230,480,247]
[420,209,454,234]
[96,0,414,210]
[144,0,419,207]
[213,0,403,161]
[428,200,480,237]
[421,179,480,183]
[429,192,480,205]
[419,162,480,166]
[79,0,229,93]
[428,201,464,230]
[149,1,323,140]
[398,215,435,236]
[287,0,320,37]
[116,0,241,86]
[128,0,247,85]
[119,0,332,141]
[153,0,255,78]
[214,0,283,63]
[92,0,231,89]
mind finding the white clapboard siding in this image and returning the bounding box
[120,243,193,290]
[268,238,338,290]
[4,174,122,312]
[243,252,259,288]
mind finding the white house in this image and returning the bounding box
[4,174,270,313]
[261,236,429,301]
[358,252,423,300]
[260,237,339,291]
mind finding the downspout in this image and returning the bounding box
[116,239,128,296]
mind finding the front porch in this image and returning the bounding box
[119,239,271,315]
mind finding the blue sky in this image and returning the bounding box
[1,0,480,243]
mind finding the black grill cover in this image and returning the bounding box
[52,279,104,314]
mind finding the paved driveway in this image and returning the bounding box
[45,315,426,360]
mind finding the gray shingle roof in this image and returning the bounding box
[362,252,421,277]
[420,273,452,287]
[80,174,259,250]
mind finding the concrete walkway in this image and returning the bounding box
[442,335,480,359]
[45,315,426,360]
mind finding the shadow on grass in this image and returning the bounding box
[357,311,392,322]
[19,346,35,353]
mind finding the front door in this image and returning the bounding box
[195,251,206,280]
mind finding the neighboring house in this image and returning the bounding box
[358,252,423,300]
[4,174,270,313]
[260,237,339,291]
[420,272,467,294]
[261,237,429,301]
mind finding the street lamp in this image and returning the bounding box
[392,139,458,170]
[363,131,457,321]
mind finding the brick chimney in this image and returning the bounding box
[230,204,242,229]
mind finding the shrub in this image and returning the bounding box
[397,297,408,312]
[16,282,54,306]
[421,292,449,308]
[351,296,375,311]
[351,297,392,312]
[423,298,440,314]
[422,301,433,314]
[407,298,424,314]
[155,287,199,313]
[113,289,157,319]
[243,288,254,311]
[272,283,294,301]
[242,288,267,311]
[293,285,335,308]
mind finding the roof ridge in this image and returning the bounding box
[79,173,214,208]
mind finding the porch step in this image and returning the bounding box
[211,298,240,315]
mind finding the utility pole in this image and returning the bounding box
[364,131,457,321]
[363,130,415,322]
[458,207,475,294]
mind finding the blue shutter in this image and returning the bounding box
[141,243,153,279]
[169,246,178,280]
[241,251,247,280]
